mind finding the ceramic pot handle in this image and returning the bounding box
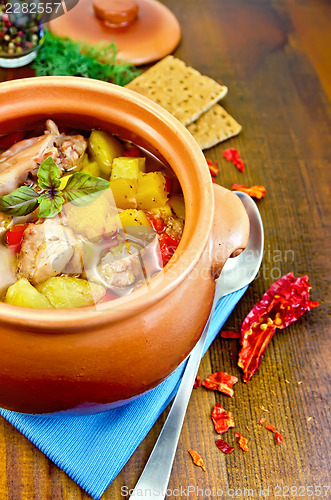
[210,184,250,278]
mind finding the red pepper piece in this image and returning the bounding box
[158,233,179,266]
[188,449,206,471]
[238,273,319,382]
[275,431,283,444]
[215,439,234,454]
[164,177,173,194]
[123,145,142,157]
[0,131,25,151]
[6,224,28,254]
[96,291,118,305]
[202,371,238,397]
[259,418,266,425]
[232,183,266,199]
[265,424,275,432]
[206,158,219,177]
[146,213,167,234]
[193,375,201,389]
[211,403,235,434]
[220,330,240,339]
[235,432,249,451]
[222,148,245,172]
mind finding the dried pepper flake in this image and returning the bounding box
[188,449,206,471]
[206,158,219,178]
[222,148,245,172]
[238,273,319,382]
[275,432,283,444]
[193,375,201,389]
[232,183,266,199]
[259,418,267,425]
[215,439,235,454]
[202,371,238,397]
[220,330,240,339]
[265,424,275,432]
[235,432,249,451]
[211,403,235,434]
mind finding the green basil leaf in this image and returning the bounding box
[62,172,110,206]
[37,156,61,191]
[0,186,39,216]
[38,192,64,218]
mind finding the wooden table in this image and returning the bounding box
[1,0,330,498]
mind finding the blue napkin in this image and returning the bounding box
[0,287,247,500]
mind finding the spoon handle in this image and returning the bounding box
[129,294,218,500]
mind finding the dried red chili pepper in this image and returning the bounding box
[235,432,249,451]
[232,184,266,199]
[215,439,234,454]
[220,330,240,339]
[222,148,245,172]
[202,371,238,397]
[193,375,201,389]
[238,273,319,382]
[275,431,283,444]
[265,424,275,432]
[188,449,207,471]
[206,158,219,177]
[211,403,235,434]
[259,418,266,425]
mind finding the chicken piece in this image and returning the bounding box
[45,119,87,172]
[0,120,87,196]
[96,252,142,289]
[0,134,55,196]
[16,219,78,285]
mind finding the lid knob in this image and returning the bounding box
[93,0,139,27]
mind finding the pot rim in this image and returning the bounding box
[0,76,214,330]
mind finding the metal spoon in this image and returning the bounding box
[129,191,264,500]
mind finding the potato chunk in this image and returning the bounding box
[5,278,53,309]
[36,277,106,308]
[88,130,123,178]
[63,191,117,240]
[169,195,185,219]
[109,178,138,209]
[136,172,168,209]
[111,157,145,181]
[119,209,151,229]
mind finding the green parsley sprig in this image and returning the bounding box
[33,30,141,85]
[0,157,110,218]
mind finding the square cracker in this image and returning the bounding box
[125,55,228,126]
[186,104,242,150]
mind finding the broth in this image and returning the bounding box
[0,120,185,308]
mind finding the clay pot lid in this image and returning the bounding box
[48,0,181,66]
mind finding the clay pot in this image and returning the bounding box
[0,77,249,414]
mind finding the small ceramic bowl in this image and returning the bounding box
[0,77,249,414]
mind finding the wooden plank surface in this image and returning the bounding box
[0,0,330,498]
